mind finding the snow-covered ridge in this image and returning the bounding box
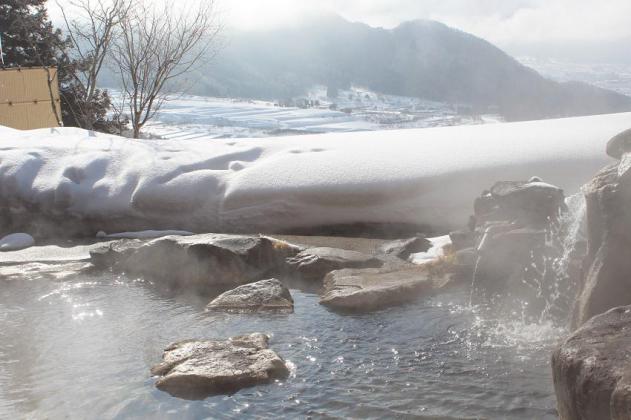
[1,113,628,235]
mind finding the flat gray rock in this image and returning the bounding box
[206,279,294,313]
[320,266,444,311]
[553,306,631,420]
[286,247,383,281]
[151,333,289,399]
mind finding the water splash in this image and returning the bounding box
[554,193,587,277]
[438,296,568,361]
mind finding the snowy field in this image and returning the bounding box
[1,113,627,235]
[143,87,501,140]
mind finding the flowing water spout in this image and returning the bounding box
[541,193,587,323]
[466,181,588,327]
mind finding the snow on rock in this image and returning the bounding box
[96,230,194,239]
[0,233,35,252]
[0,114,629,235]
[409,236,452,265]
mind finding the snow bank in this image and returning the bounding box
[0,233,35,252]
[1,113,629,235]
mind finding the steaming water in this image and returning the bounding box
[0,269,564,419]
[0,197,588,418]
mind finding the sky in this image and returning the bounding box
[48,0,631,63]
[217,0,631,61]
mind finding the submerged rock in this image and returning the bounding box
[151,333,289,399]
[89,234,301,292]
[286,247,383,281]
[320,266,447,311]
[377,236,431,260]
[206,279,294,313]
[552,306,631,420]
[0,233,35,252]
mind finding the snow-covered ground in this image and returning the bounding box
[144,95,374,140]
[0,113,628,235]
[143,87,501,140]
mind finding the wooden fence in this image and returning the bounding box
[0,67,61,130]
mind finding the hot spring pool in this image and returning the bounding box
[0,267,564,419]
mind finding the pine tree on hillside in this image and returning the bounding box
[0,0,120,132]
[0,0,68,67]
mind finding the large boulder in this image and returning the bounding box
[572,156,631,328]
[552,306,631,420]
[285,247,383,281]
[478,179,566,228]
[320,266,449,311]
[206,279,294,313]
[151,333,289,399]
[90,234,301,292]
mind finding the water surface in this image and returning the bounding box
[0,268,563,419]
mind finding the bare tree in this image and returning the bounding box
[111,0,222,138]
[108,86,128,136]
[57,0,132,129]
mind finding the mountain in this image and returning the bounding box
[190,15,631,121]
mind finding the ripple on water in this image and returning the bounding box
[0,273,562,419]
